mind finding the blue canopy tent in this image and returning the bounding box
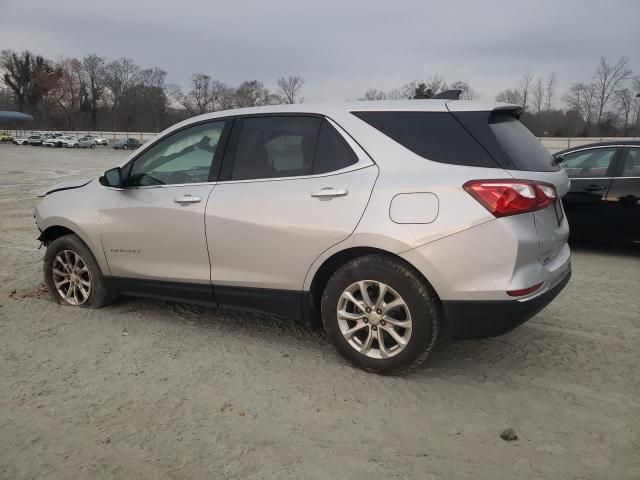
[0,111,34,122]
[0,111,34,138]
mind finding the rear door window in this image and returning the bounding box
[232,116,321,180]
[620,147,640,177]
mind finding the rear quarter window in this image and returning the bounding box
[451,110,559,172]
[355,110,558,172]
[352,111,499,168]
[488,113,558,172]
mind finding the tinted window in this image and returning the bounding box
[313,120,358,174]
[488,113,557,172]
[352,111,498,168]
[621,148,640,177]
[560,148,616,178]
[127,121,226,186]
[444,110,560,172]
[232,116,321,180]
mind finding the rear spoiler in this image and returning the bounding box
[446,102,523,118]
[492,104,524,119]
[431,89,462,100]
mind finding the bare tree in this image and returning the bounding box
[518,73,533,111]
[137,67,169,132]
[1,50,60,113]
[562,82,597,134]
[277,75,305,104]
[210,80,234,111]
[495,88,522,105]
[82,54,106,129]
[633,78,640,132]
[532,77,544,113]
[359,89,387,101]
[182,73,212,114]
[544,71,556,111]
[592,57,633,133]
[234,80,277,107]
[401,74,446,99]
[615,88,633,135]
[49,57,85,129]
[449,80,479,100]
[102,57,141,130]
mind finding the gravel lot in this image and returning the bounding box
[1,144,639,480]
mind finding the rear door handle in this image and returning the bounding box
[583,185,606,192]
[311,188,349,199]
[174,195,202,204]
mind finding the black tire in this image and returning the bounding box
[123,144,128,150]
[43,234,113,309]
[321,254,440,374]
[90,143,96,149]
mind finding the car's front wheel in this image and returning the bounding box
[321,254,440,374]
[122,144,128,150]
[43,234,112,308]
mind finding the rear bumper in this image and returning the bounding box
[442,265,571,340]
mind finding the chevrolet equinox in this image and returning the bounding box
[35,100,572,373]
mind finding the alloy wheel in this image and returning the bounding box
[336,280,412,359]
[52,249,92,305]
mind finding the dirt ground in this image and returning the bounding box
[1,144,639,480]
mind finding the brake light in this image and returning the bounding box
[463,180,557,217]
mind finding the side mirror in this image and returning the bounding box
[100,167,123,187]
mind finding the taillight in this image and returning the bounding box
[463,180,557,217]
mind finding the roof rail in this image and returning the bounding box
[431,89,462,100]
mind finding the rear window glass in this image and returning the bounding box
[488,113,558,172]
[352,111,498,168]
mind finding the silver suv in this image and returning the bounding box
[35,101,571,373]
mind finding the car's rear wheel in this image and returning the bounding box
[123,144,128,150]
[321,254,440,374]
[44,234,112,309]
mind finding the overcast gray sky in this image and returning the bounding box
[1,0,638,103]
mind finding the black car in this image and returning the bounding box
[554,141,640,242]
[112,138,142,150]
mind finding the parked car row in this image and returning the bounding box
[10,133,144,150]
[11,132,110,148]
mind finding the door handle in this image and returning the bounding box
[583,185,605,192]
[174,195,202,204]
[311,188,349,199]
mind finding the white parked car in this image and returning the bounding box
[42,137,60,148]
[12,137,30,145]
[85,135,109,146]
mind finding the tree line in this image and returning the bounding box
[0,50,305,132]
[1,49,638,137]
